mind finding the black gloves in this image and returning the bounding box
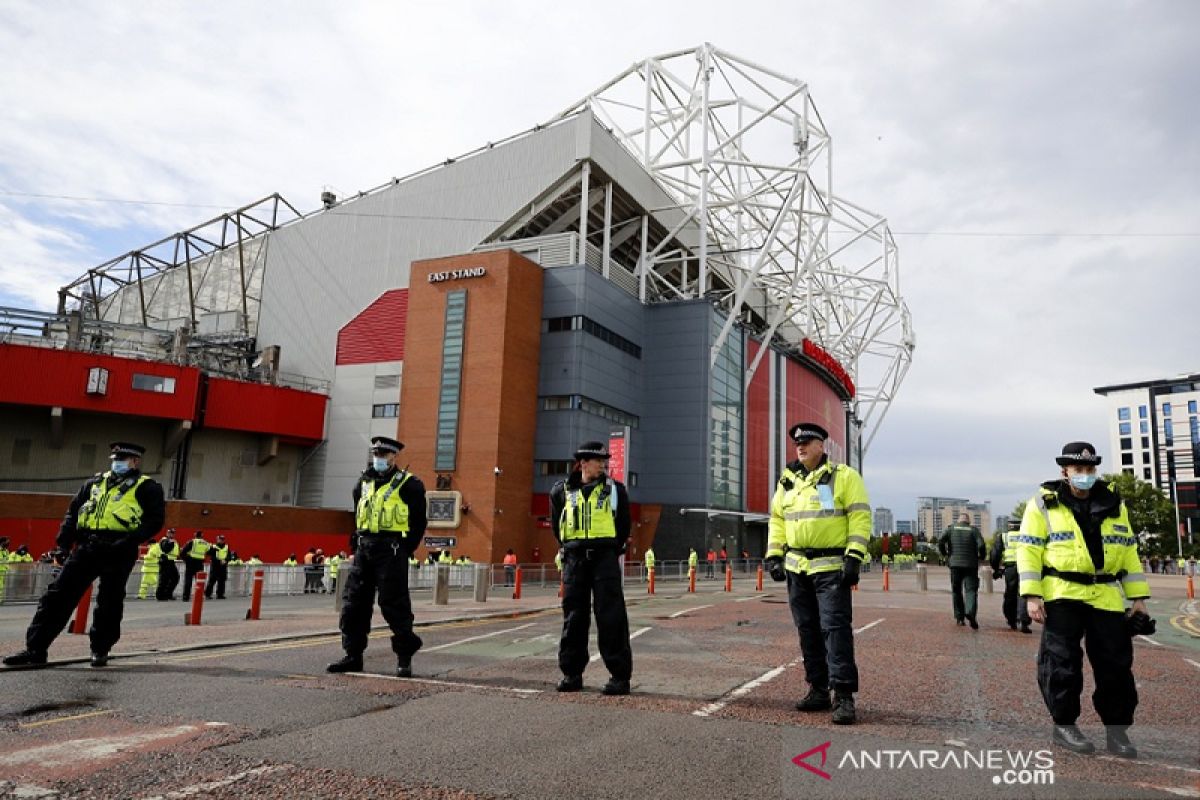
[992,569,1003,581]
[1125,610,1156,637]
[840,556,861,588]
[765,557,787,582]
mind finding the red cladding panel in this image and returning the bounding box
[204,378,327,442]
[785,356,847,456]
[0,343,198,419]
[336,289,408,365]
[745,339,771,514]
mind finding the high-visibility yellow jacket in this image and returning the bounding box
[559,479,618,542]
[644,549,655,569]
[356,471,413,533]
[142,543,162,572]
[77,473,151,533]
[688,550,698,568]
[1015,481,1150,612]
[767,459,871,575]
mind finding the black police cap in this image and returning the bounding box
[109,441,146,457]
[1055,441,1102,467]
[787,422,828,443]
[573,441,612,460]
[370,436,404,454]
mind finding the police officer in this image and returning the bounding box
[551,441,633,695]
[157,528,180,600]
[990,518,1032,633]
[643,545,655,581]
[180,530,211,600]
[205,534,230,599]
[939,512,987,629]
[327,436,426,677]
[3,442,165,668]
[765,422,871,725]
[1016,442,1150,758]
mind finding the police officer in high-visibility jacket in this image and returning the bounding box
[643,546,655,580]
[327,436,426,677]
[551,441,633,695]
[205,534,230,599]
[180,531,211,601]
[137,538,161,600]
[3,442,165,668]
[990,518,1032,633]
[1016,442,1150,759]
[766,422,871,725]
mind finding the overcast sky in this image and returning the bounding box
[2,1,1197,527]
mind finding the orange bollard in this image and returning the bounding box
[513,567,522,600]
[185,572,206,625]
[756,565,763,591]
[688,567,697,593]
[882,566,890,592]
[1188,574,1195,600]
[245,569,264,620]
[70,581,94,635]
[648,567,655,595]
[724,565,733,592]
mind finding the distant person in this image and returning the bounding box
[137,538,160,600]
[503,549,517,586]
[706,548,716,579]
[938,513,986,629]
[205,535,230,599]
[643,546,655,580]
[990,518,1032,633]
[157,529,180,600]
[3,442,165,668]
[180,531,211,601]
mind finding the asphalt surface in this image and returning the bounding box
[1,569,1197,799]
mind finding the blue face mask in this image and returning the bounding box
[372,457,390,473]
[110,460,132,475]
[1069,472,1097,491]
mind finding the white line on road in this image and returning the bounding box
[1136,635,1164,646]
[0,725,200,768]
[588,626,652,662]
[669,605,713,618]
[855,618,885,634]
[1184,658,1200,671]
[423,622,537,652]
[140,765,291,799]
[1095,755,1200,775]
[736,594,768,602]
[693,658,800,718]
[343,672,542,694]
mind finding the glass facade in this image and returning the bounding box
[434,290,467,471]
[709,326,743,509]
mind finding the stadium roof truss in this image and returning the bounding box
[551,44,914,451]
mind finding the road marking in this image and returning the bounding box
[1184,658,1200,671]
[1,784,57,798]
[0,725,199,768]
[736,594,768,602]
[1136,635,1164,646]
[669,605,713,618]
[588,626,652,662]
[342,672,542,694]
[423,622,538,652]
[1096,755,1200,775]
[139,765,291,799]
[855,618,885,634]
[693,658,800,718]
[18,708,114,729]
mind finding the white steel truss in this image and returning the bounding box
[552,44,914,452]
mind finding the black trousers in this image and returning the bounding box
[25,539,139,655]
[157,561,179,600]
[1002,564,1031,626]
[1038,599,1136,725]
[787,570,858,693]
[182,558,204,599]
[949,566,980,621]
[559,549,632,680]
[205,564,227,598]
[339,539,422,659]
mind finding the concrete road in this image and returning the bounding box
[1,570,1197,799]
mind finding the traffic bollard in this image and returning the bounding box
[756,565,763,592]
[882,566,890,592]
[983,567,994,594]
[724,565,732,592]
[245,570,264,620]
[70,581,94,635]
[434,565,450,605]
[513,567,522,600]
[185,573,206,625]
[1188,574,1195,600]
[917,564,928,592]
[688,567,696,593]
[648,567,655,595]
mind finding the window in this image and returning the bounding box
[539,394,640,428]
[1121,453,1133,466]
[435,290,467,471]
[1142,452,1150,464]
[542,315,642,358]
[1164,420,1174,446]
[1141,436,1150,448]
[708,323,743,509]
[1119,437,1132,450]
[374,374,400,390]
[1140,421,1148,434]
[1191,416,1200,445]
[1118,422,1131,435]
[132,373,176,393]
[1190,400,1198,414]
[1117,407,1130,421]
[1143,468,1152,479]
[1122,468,1134,476]
[536,460,574,476]
[1138,405,1148,419]
[1163,402,1172,417]
[372,403,399,418]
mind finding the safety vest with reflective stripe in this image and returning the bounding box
[559,479,618,542]
[356,471,413,533]
[644,549,655,569]
[329,555,341,578]
[1000,530,1018,564]
[142,543,162,572]
[212,545,229,564]
[187,539,211,560]
[76,472,149,533]
[688,550,698,568]
[767,460,872,575]
[1014,485,1149,612]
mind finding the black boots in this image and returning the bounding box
[831,693,856,725]
[2,650,48,667]
[967,615,979,630]
[795,686,832,712]
[1105,727,1137,759]
[1052,725,1095,754]
[326,654,364,673]
[556,675,583,692]
[1019,623,1033,634]
[601,678,630,696]
[90,651,109,668]
[396,658,413,678]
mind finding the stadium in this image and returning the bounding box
[0,44,914,564]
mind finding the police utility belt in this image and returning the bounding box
[1042,566,1125,585]
[562,541,618,560]
[784,546,844,559]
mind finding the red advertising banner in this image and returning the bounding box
[608,428,628,482]
[900,534,913,553]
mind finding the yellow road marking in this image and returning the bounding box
[18,708,114,729]
[1169,615,1200,637]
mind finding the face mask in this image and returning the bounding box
[372,457,389,472]
[1068,473,1097,491]
[111,460,131,476]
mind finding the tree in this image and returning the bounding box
[1103,472,1175,537]
[1010,501,1027,524]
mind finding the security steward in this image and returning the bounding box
[327,436,426,677]
[552,442,633,695]
[205,534,230,599]
[3,442,165,668]
[180,530,211,601]
[990,518,1032,633]
[765,423,871,725]
[137,537,161,600]
[1016,442,1151,758]
[157,528,180,600]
